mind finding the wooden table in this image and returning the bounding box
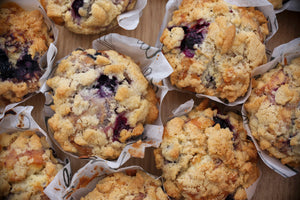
[24,0,300,199]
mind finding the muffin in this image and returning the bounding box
[160,0,269,102]
[40,0,137,34]
[81,169,168,200]
[47,49,158,160]
[0,130,63,199]
[0,2,54,107]
[154,99,259,200]
[244,57,300,167]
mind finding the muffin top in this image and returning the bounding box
[160,0,269,102]
[0,130,63,200]
[81,169,168,200]
[245,56,300,167]
[0,2,53,106]
[47,49,158,160]
[40,0,137,34]
[154,99,259,200]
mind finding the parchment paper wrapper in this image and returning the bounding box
[155,0,278,107]
[287,0,300,12]
[242,38,300,177]
[45,162,164,200]
[0,0,58,119]
[164,99,261,200]
[117,0,147,30]
[0,106,71,199]
[44,33,173,169]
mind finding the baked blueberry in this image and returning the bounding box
[71,0,83,19]
[15,54,41,81]
[180,19,210,58]
[113,114,131,142]
[0,49,14,81]
[95,74,118,98]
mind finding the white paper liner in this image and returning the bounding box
[242,38,300,178]
[0,106,71,199]
[45,162,163,200]
[164,99,261,200]
[0,0,58,119]
[155,0,278,106]
[287,0,300,12]
[44,33,173,169]
[117,0,147,30]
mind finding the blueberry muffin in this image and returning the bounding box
[40,0,137,34]
[47,49,158,160]
[0,2,54,107]
[0,130,63,200]
[160,0,269,102]
[81,169,168,200]
[244,57,300,167]
[154,99,259,200]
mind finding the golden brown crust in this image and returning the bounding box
[0,131,63,200]
[245,57,300,167]
[47,49,159,160]
[154,100,259,200]
[40,0,137,34]
[161,0,269,102]
[81,170,168,200]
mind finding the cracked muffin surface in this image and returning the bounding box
[154,99,259,200]
[40,0,137,34]
[0,2,53,107]
[0,131,63,200]
[160,0,269,102]
[81,170,168,200]
[47,49,158,160]
[245,57,300,167]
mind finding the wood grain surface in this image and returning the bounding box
[23,0,300,199]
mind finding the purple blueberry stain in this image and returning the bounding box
[0,49,14,81]
[95,74,118,98]
[182,31,204,50]
[71,0,84,20]
[225,194,235,200]
[178,19,210,58]
[0,49,41,82]
[15,54,41,81]
[213,115,233,131]
[113,114,130,142]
